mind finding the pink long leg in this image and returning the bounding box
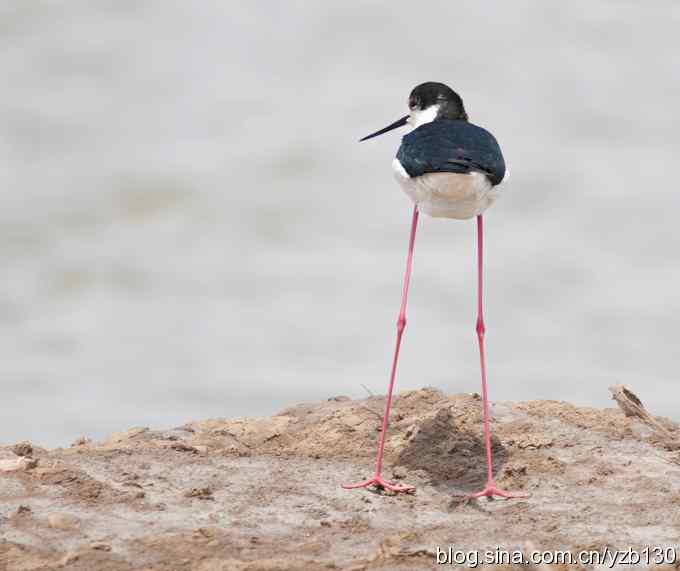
[456,215,528,500]
[342,205,419,493]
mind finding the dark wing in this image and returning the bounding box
[396,120,506,185]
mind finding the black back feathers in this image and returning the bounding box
[396,119,506,185]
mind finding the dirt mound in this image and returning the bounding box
[1,388,679,570]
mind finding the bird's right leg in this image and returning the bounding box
[453,215,529,501]
[342,205,419,493]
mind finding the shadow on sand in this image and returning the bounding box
[395,403,511,496]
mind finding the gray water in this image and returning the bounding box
[1,1,679,447]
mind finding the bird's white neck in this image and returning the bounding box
[408,104,439,128]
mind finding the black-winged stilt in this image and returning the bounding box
[342,82,524,500]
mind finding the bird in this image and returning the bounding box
[342,81,524,500]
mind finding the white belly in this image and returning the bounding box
[392,158,499,219]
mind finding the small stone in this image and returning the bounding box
[47,512,81,531]
[59,552,80,566]
[392,465,408,479]
[328,395,351,402]
[184,487,214,500]
[20,456,38,470]
[166,441,200,453]
[0,456,38,472]
[90,542,111,551]
[194,527,216,539]
[71,436,91,447]
[13,505,31,517]
[12,441,33,457]
[404,424,419,440]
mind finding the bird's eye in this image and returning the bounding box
[409,98,418,110]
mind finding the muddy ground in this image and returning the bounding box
[1,388,680,570]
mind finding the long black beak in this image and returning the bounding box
[359,115,409,142]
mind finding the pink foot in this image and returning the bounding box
[454,480,529,501]
[342,475,415,494]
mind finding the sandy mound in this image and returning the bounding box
[1,388,679,570]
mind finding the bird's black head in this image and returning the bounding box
[408,82,468,121]
[360,81,467,142]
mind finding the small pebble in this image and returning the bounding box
[184,487,214,500]
[392,466,407,479]
[12,441,33,457]
[0,457,38,472]
[47,513,81,531]
[59,552,79,566]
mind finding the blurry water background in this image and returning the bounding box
[1,1,679,447]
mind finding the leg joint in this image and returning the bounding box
[397,316,407,333]
[476,317,485,336]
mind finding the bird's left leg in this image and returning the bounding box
[342,205,419,494]
[454,215,529,501]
